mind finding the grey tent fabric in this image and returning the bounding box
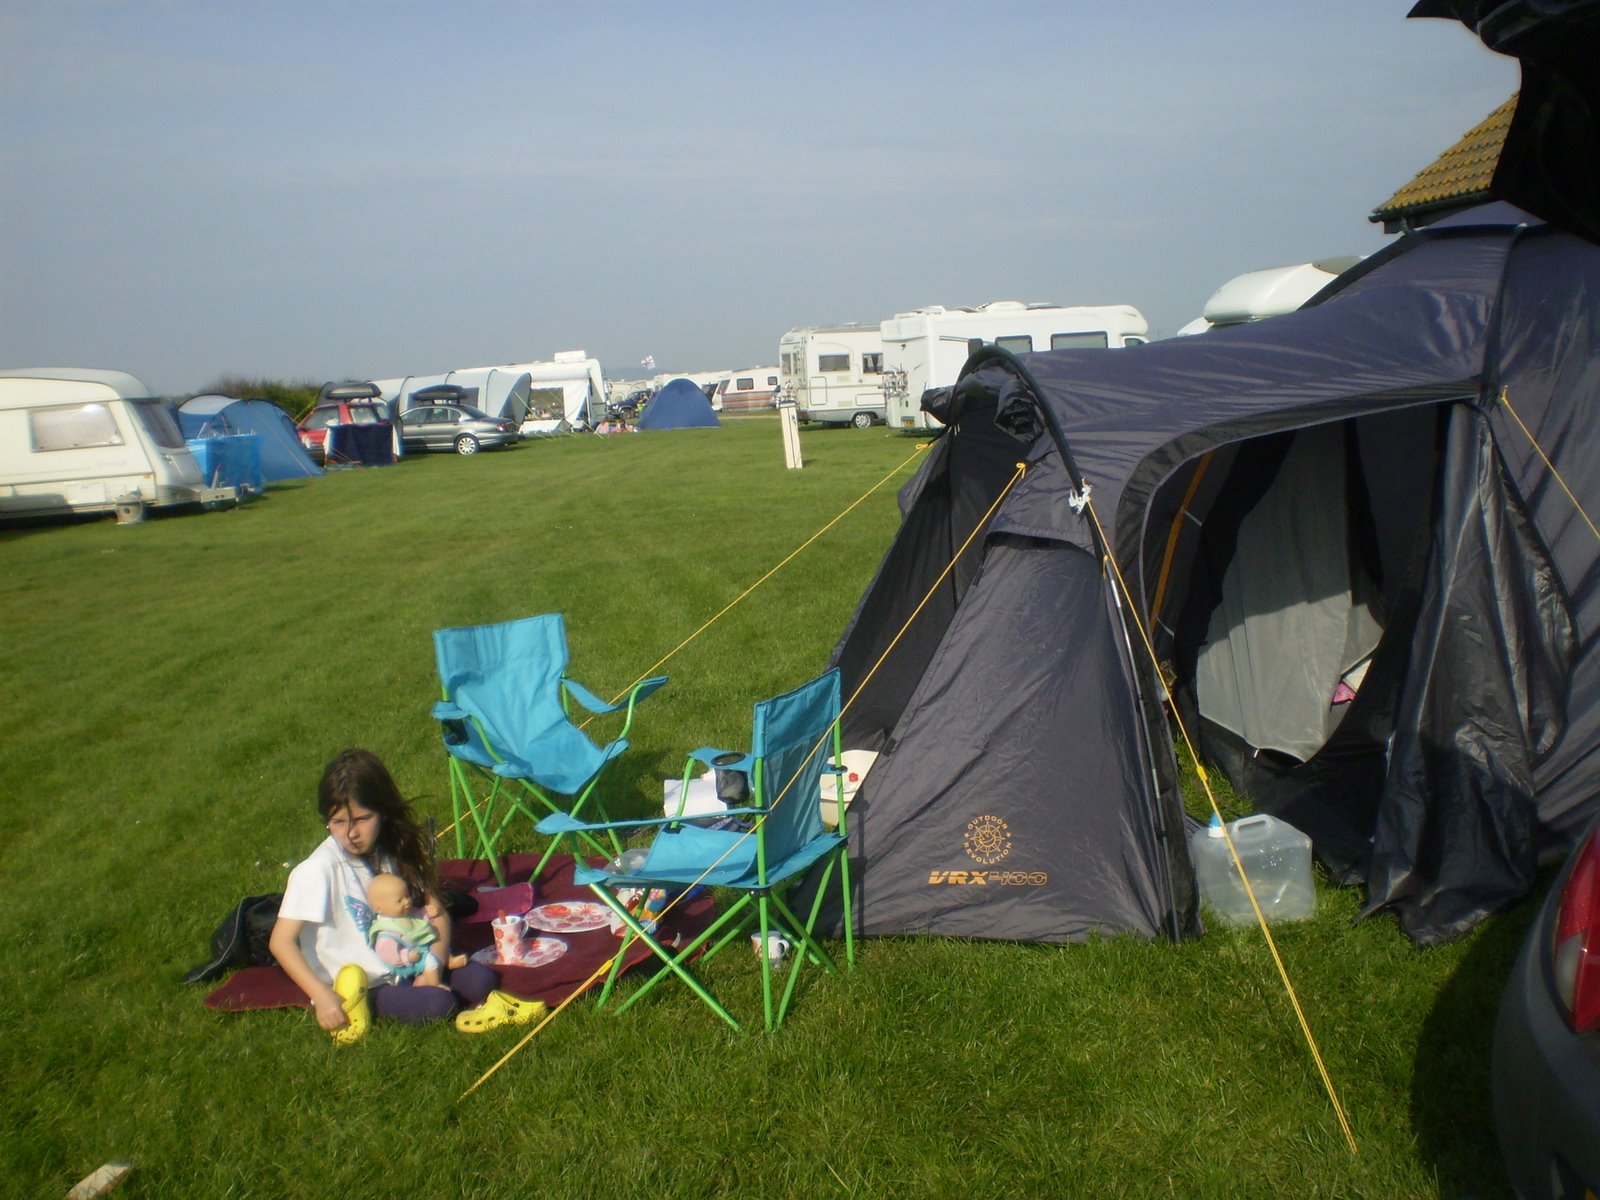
[822,204,1598,945]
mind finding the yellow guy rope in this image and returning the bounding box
[1497,387,1600,545]
[593,445,933,717]
[1078,497,1359,1156]
[458,460,1028,1102]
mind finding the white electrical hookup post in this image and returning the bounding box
[777,396,802,469]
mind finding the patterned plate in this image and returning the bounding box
[523,901,613,934]
[472,936,567,969]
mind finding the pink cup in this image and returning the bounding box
[491,914,527,964]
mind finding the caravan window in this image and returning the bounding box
[1050,331,1111,350]
[735,377,755,391]
[30,404,124,452]
[130,400,187,449]
[781,352,795,375]
[995,335,1034,354]
[818,354,850,373]
[862,353,882,375]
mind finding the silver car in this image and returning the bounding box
[398,403,517,456]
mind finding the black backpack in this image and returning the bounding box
[181,893,282,985]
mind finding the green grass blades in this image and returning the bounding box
[0,418,1523,1196]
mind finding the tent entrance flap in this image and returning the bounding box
[1190,423,1385,764]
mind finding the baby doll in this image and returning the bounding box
[365,873,460,988]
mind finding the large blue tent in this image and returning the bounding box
[178,395,323,481]
[636,378,721,430]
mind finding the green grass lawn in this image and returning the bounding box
[1,418,1527,1198]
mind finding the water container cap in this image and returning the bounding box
[1207,812,1225,838]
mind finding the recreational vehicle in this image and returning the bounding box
[0,368,232,521]
[1174,257,1364,335]
[880,301,1149,430]
[712,367,780,413]
[777,324,886,428]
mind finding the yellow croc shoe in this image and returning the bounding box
[455,989,548,1034]
[331,964,371,1046]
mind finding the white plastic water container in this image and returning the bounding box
[1189,812,1315,927]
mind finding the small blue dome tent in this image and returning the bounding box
[178,396,323,481]
[636,378,721,430]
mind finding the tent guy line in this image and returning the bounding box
[1498,387,1600,547]
[1080,482,1358,1157]
[457,459,1025,1102]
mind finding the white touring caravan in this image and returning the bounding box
[880,301,1149,430]
[712,367,780,413]
[1175,257,1363,335]
[0,368,231,521]
[777,324,886,428]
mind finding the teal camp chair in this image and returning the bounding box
[432,614,667,885]
[537,669,853,1031]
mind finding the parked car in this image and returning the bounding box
[397,402,517,455]
[1491,808,1600,1199]
[297,383,392,464]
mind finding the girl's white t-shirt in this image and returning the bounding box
[278,835,396,986]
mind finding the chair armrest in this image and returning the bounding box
[563,674,668,715]
[687,746,753,775]
[536,805,767,838]
[536,811,691,837]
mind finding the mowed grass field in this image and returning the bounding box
[1,417,1529,1198]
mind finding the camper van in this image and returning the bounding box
[777,324,886,428]
[712,367,780,413]
[0,367,229,521]
[880,301,1149,430]
[1175,257,1364,335]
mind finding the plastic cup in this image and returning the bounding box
[491,914,527,964]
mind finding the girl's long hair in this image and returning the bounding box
[318,748,439,904]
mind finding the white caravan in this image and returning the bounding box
[778,324,886,428]
[713,367,780,413]
[880,301,1149,430]
[0,368,228,520]
[1175,257,1363,335]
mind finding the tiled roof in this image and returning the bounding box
[1371,94,1517,223]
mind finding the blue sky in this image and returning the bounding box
[1,2,1518,394]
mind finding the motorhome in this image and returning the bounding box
[0,367,232,521]
[1174,257,1363,335]
[880,301,1149,430]
[712,367,780,413]
[777,324,886,428]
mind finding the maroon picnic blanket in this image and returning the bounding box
[203,853,716,1012]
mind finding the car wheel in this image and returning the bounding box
[851,411,875,429]
[455,435,480,456]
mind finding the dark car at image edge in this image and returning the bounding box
[1492,809,1600,1200]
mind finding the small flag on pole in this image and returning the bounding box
[640,355,655,370]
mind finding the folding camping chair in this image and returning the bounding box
[536,668,853,1032]
[432,614,667,886]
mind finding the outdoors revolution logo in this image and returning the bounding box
[927,814,1048,888]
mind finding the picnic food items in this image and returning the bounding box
[330,963,370,1045]
[454,989,547,1034]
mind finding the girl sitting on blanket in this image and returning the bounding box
[268,747,544,1043]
